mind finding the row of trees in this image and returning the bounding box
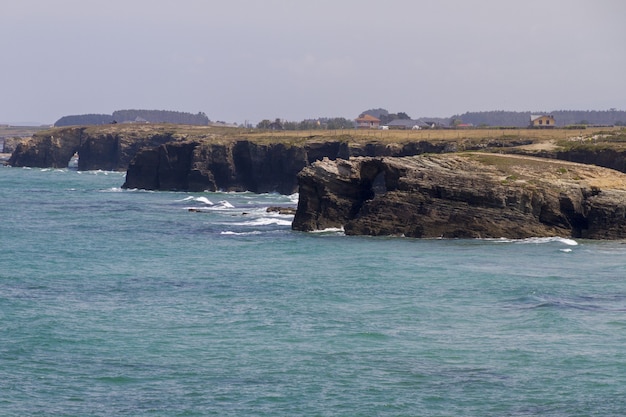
[256,117,355,130]
[54,108,626,130]
[54,114,114,126]
[55,110,210,127]
[111,110,209,125]
[452,110,626,127]
[357,108,626,128]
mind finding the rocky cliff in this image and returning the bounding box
[8,125,184,171]
[123,140,309,194]
[121,139,456,193]
[10,124,626,199]
[292,154,626,239]
[8,125,456,192]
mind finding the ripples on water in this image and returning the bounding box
[1,167,626,416]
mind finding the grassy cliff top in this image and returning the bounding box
[466,152,626,190]
[32,123,626,150]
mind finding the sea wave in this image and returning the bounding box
[220,231,263,236]
[77,170,125,176]
[230,217,293,227]
[185,202,237,212]
[178,196,238,210]
[491,236,578,246]
[309,227,345,235]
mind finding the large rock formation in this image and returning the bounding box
[121,139,457,193]
[122,141,309,194]
[292,153,626,239]
[8,124,456,192]
[8,126,182,171]
[10,124,626,199]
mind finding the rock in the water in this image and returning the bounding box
[292,154,626,239]
[266,206,297,215]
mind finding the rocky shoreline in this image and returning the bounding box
[292,154,626,239]
[7,124,626,239]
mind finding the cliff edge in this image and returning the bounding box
[7,125,183,171]
[121,138,454,193]
[293,153,626,239]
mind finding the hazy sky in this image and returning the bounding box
[1,0,625,124]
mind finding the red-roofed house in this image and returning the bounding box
[355,114,381,129]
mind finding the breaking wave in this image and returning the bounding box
[178,192,296,235]
[491,236,578,246]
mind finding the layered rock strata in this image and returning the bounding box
[8,125,456,192]
[123,141,307,194]
[292,154,626,239]
[121,140,456,193]
[8,126,178,171]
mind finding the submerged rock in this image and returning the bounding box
[266,206,297,215]
[292,154,626,239]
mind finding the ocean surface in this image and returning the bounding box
[2,165,626,416]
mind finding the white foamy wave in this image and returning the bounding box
[196,197,214,205]
[231,218,293,227]
[220,231,263,236]
[186,200,236,212]
[79,170,118,175]
[216,200,234,208]
[556,238,578,246]
[119,188,154,193]
[523,237,578,246]
[100,187,124,193]
[177,196,214,205]
[309,227,345,235]
[288,193,299,204]
[491,236,578,246]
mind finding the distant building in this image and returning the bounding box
[121,116,149,124]
[530,115,555,128]
[355,114,381,129]
[384,119,428,130]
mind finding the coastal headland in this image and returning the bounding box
[7,124,626,238]
[292,153,626,239]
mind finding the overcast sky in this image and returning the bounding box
[1,0,625,124]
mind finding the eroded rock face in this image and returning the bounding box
[121,139,458,193]
[7,127,177,171]
[292,154,626,239]
[8,129,82,169]
[122,141,309,193]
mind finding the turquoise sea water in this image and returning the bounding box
[1,165,626,416]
